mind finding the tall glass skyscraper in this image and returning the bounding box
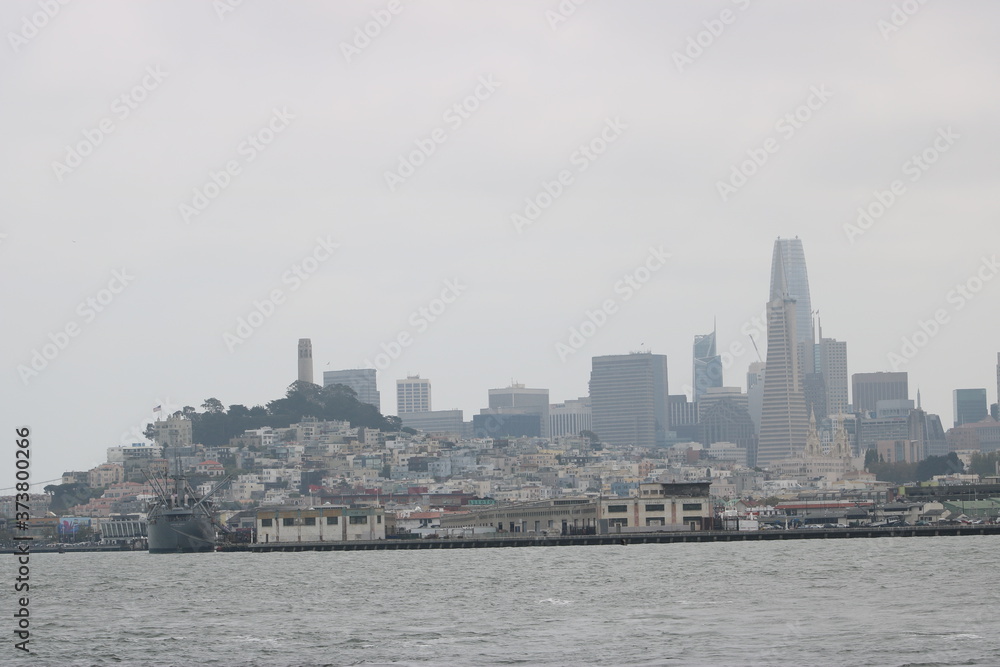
[769,238,813,350]
[693,326,723,403]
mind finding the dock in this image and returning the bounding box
[221,523,1000,552]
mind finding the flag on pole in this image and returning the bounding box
[153,405,162,412]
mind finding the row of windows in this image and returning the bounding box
[608,502,703,514]
[260,515,382,527]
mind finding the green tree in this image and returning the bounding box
[968,451,1000,477]
[915,453,964,481]
[201,398,225,414]
[864,449,879,468]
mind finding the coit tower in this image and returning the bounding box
[298,338,314,384]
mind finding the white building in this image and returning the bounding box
[396,375,432,413]
[256,506,385,542]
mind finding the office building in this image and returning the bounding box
[698,398,757,465]
[396,375,432,414]
[400,410,464,436]
[323,369,381,411]
[485,384,550,438]
[589,352,670,448]
[549,397,592,438]
[954,388,988,427]
[852,372,908,416]
[818,333,849,416]
[769,238,814,378]
[757,250,810,466]
[668,394,699,443]
[693,327,723,403]
[746,362,766,435]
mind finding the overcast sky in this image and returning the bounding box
[3,0,999,488]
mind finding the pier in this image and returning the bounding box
[221,523,1000,553]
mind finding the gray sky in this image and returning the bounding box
[3,0,999,488]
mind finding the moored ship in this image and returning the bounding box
[144,470,229,554]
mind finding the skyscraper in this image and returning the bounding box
[297,338,313,384]
[757,245,809,466]
[818,331,849,416]
[769,237,814,377]
[693,326,723,403]
[852,372,908,415]
[323,368,381,411]
[953,388,988,427]
[746,362,766,435]
[396,375,431,414]
[589,352,669,448]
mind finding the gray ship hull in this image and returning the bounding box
[147,508,216,554]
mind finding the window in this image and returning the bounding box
[377,515,382,523]
[682,503,703,511]
[326,516,338,525]
[260,518,272,527]
[645,504,665,512]
[349,515,368,524]
[303,517,316,526]
[282,518,295,526]
[646,518,664,526]
[608,518,628,527]
[607,505,627,513]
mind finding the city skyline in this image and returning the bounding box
[4,2,1000,487]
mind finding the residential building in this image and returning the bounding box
[152,415,193,449]
[396,375,432,414]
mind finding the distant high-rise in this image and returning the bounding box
[483,384,550,438]
[396,375,431,414]
[953,388,988,427]
[549,397,592,438]
[693,326,723,403]
[589,352,669,448]
[746,362,766,435]
[757,248,809,466]
[852,372,908,415]
[323,368,380,411]
[769,238,814,376]
[297,338,313,384]
[818,331,849,416]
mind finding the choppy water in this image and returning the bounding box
[12,535,1000,666]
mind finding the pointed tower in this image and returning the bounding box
[832,421,853,459]
[803,410,823,457]
[757,241,810,466]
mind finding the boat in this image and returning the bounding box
[144,469,230,554]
